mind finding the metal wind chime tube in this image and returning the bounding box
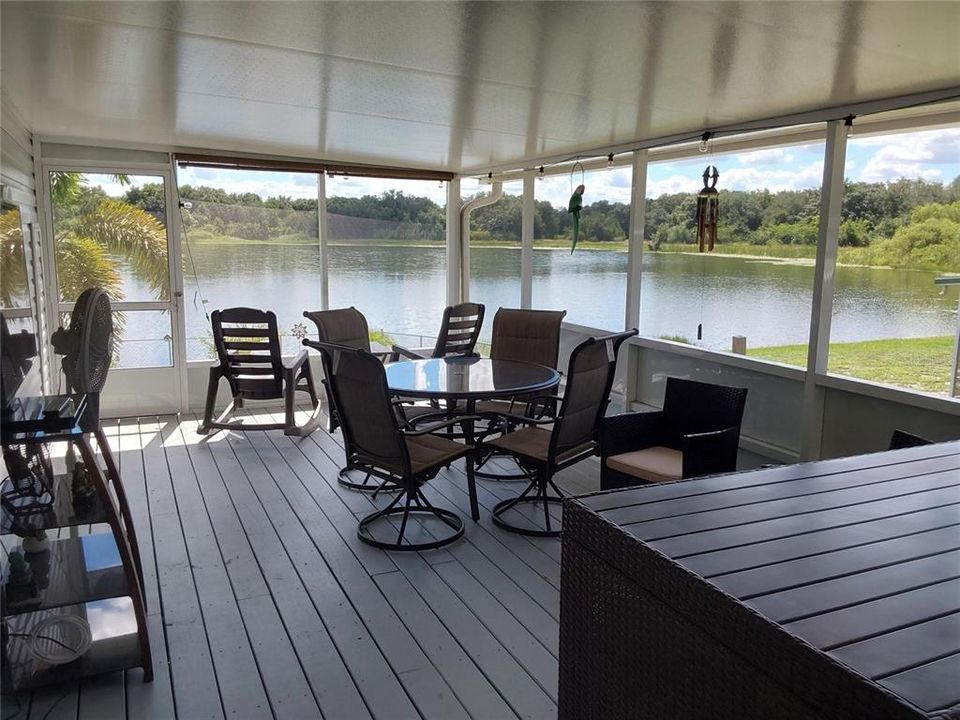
[696,164,720,252]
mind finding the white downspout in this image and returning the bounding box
[459,182,503,303]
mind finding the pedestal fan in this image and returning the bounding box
[51,287,114,409]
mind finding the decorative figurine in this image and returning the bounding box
[21,530,48,554]
[568,183,585,254]
[72,461,98,512]
[290,322,308,341]
[5,549,39,608]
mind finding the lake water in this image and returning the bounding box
[118,243,956,366]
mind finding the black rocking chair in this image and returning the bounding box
[199,307,320,436]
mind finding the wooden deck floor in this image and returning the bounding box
[6,408,603,720]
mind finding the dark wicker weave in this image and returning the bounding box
[560,498,946,720]
[304,341,473,550]
[599,376,747,489]
[199,307,320,436]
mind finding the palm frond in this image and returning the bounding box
[0,208,28,307]
[73,200,170,298]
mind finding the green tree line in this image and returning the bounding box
[114,175,960,270]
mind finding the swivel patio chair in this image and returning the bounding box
[475,307,567,478]
[599,377,747,490]
[307,340,474,550]
[392,302,485,360]
[199,307,321,436]
[480,330,636,536]
[303,306,400,490]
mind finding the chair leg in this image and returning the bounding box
[198,369,221,435]
[284,367,297,431]
[358,484,464,551]
[491,468,564,538]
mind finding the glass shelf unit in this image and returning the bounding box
[1,597,141,692]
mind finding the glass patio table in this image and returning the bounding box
[385,357,561,520]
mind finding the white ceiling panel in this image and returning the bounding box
[2,1,958,172]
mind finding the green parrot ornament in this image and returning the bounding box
[568,184,585,254]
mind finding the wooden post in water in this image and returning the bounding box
[731,335,747,355]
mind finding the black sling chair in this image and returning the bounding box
[480,329,636,536]
[305,340,475,550]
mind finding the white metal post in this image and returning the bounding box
[446,177,462,305]
[625,149,647,331]
[521,170,535,308]
[800,119,848,460]
[317,173,330,311]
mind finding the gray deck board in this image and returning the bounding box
[8,411,588,719]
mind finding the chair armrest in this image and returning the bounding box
[403,415,482,437]
[599,411,667,458]
[283,349,309,371]
[680,426,741,478]
[392,344,429,360]
[478,410,555,426]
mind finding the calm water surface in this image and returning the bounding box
[117,243,954,365]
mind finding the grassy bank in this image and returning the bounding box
[182,230,954,272]
[748,335,955,394]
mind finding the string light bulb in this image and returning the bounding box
[607,153,614,169]
[843,115,855,137]
[538,166,545,181]
[699,131,712,154]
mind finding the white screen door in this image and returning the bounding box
[43,166,186,415]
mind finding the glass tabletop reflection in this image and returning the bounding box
[385,357,560,400]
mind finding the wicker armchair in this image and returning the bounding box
[305,341,474,550]
[480,330,635,536]
[392,302,485,360]
[600,377,747,490]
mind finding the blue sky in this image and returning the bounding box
[99,127,959,211]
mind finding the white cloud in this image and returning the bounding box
[648,174,700,196]
[720,161,824,192]
[856,128,960,182]
[738,148,795,165]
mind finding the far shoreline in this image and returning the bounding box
[182,235,957,272]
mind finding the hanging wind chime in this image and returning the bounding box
[568,161,586,254]
[696,164,720,252]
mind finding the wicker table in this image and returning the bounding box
[560,441,960,719]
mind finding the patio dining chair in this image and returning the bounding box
[303,306,406,490]
[599,377,747,490]
[474,307,567,477]
[199,307,321,436]
[392,302,485,360]
[480,329,636,536]
[306,340,475,551]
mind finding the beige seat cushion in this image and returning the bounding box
[406,433,466,474]
[606,446,683,483]
[485,425,552,463]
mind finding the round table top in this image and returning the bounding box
[385,357,560,400]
